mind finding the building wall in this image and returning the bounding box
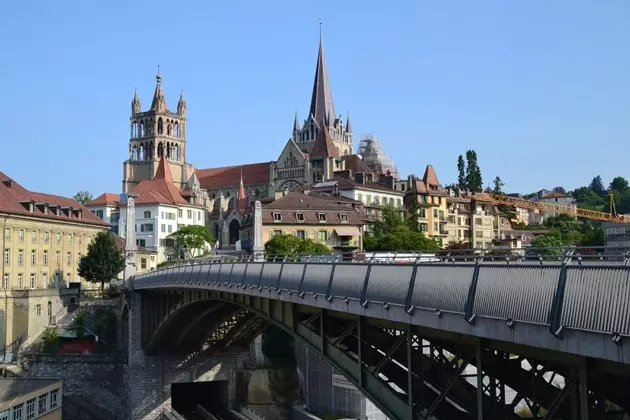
[0,379,62,419]
[471,202,499,249]
[603,221,630,248]
[262,224,362,250]
[1,215,107,292]
[411,195,449,245]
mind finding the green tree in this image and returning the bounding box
[366,205,439,252]
[78,231,125,290]
[168,225,213,258]
[457,155,466,191]
[530,231,564,255]
[465,150,483,193]
[572,186,604,210]
[407,199,420,232]
[73,191,94,205]
[492,176,504,195]
[372,205,405,237]
[589,175,606,196]
[609,176,629,193]
[265,234,331,260]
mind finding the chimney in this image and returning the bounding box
[354,172,365,185]
[334,169,352,180]
[378,173,394,190]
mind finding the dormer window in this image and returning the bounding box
[273,212,282,222]
[340,213,348,223]
[318,212,327,222]
[296,212,305,222]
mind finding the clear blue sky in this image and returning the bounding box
[1,0,629,198]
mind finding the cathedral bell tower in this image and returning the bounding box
[123,68,193,193]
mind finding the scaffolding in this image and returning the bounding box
[357,134,400,180]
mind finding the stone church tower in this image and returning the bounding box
[123,69,194,192]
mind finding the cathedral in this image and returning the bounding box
[122,33,370,247]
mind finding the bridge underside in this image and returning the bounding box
[140,289,630,420]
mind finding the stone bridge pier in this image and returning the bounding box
[124,291,251,420]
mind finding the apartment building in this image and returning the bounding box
[603,218,630,248]
[531,190,576,221]
[0,379,62,420]
[404,165,449,245]
[240,190,366,251]
[445,197,471,246]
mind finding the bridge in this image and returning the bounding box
[123,249,630,420]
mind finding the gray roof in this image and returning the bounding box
[309,35,336,126]
[0,379,60,403]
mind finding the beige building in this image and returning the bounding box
[240,191,366,251]
[1,171,109,347]
[445,197,472,246]
[404,165,449,246]
[0,378,62,419]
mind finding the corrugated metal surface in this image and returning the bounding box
[302,264,334,295]
[219,263,233,283]
[411,266,474,313]
[278,263,304,291]
[561,267,630,335]
[243,263,264,286]
[259,264,281,288]
[230,263,247,284]
[365,265,414,305]
[330,264,368,300]
[193,264,204,283]
[474,266,560,324]
[208,262,221,281]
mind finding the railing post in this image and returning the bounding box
[548,247,575,338]
[464,250,486,324]
[359,261,373,308]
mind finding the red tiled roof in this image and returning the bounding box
[196,162,272,189]
[341,154,373,174]
[315,177,403,195]
[261,191,364,225]
[0,171,109,227]
[85,193,119,207]
[409,165,448,197]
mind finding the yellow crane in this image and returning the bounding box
[478,192,628,224]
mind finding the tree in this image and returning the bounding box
[530,232,564,255]
[79,231,125,290]
[366,205,439,252]
[609,176,629,193]
[492,176,504,195]
[464,150,482,193]
[407,199,420,232]
[589,176,606,196]
[457,155,466,192]
[265,234,331,260]
[73,191,94,205]
[168,225,213,258]
[572,186,604,210]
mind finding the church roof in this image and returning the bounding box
[0,171,109,227]
[129,156,195,206]
[197,162,272,189]
[309,32,336,126]
[150,70,168,112]
[310,126,340,158]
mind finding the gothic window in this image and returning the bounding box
[139,144,144,160]
[132,122,138,137]
[167,124,172,136]
[166,142,171,159]
[174,122,180,138]
[132,146,138,161]
[173,144,179,161]
[140,121,145,137]
[157,142,163,158]
[158,118,164,135]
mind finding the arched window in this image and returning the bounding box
[173,144,179,161]
[174,122,179,138]
[132,122,138,137]
[132,146,138,160]
[140,122,145,137]
[139,144,144,160]
[157,142,163,158]
[167,124,172,136]
[166,142,171,159]
[157,118,163,135]
[143,211,151,219]
[148,141,153,159]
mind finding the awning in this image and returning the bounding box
[335,227,361,237]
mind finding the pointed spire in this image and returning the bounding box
[311,125,340,158]
[155,154,174,182]
[309,23,336,127]
[177,90,186,115]
[151,65,168,112]
[236,168,247,211]
[345,111,352,133]
[132,88,141,115]
[293,111,300,132]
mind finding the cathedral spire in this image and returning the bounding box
[345,111,352,133]
[150,65,168,112]
[293,111,300,132]
[131,88,141,115]
[177,90,186,116]
[236,169,247,211]
[309,23,336,127]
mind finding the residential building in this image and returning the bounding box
[470,193,501,249]
[88,156,207,263]
[404,165,449,245]
[603,218,630,248]
[494,229,550,248]
[0,379,62,419]
[81,193,120,234]
[240,191,366,251]
[445,197,471,246]
[531,190,577,221]
[113,235,158,275]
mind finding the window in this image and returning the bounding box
[26,397,35,419]
[339,213,348,222]
[17,274,23,289]
[273,230,282,237]
[67,252,71,265]
[136,239,146,247]
[29,274,35,289]
[476,231,483,238]
[18,229,24,241]
[55,233,61,244]
[141,258,147,269]
[11,403,22,420]
[273,212,282,222]
[150,255,155,262]
[43,250,48,265]
[187,209,192,218]
[49,389,58,409]
[54,250,60,265]
[177,209,183,218]
[67,234,72,245]
[433,209,438,218]
[434,222,438,231]
[475,218,483,225]
[0,409,7,420]
[161,224,166,233]
[144,211,151,218]
[296,230,305,240]
[296,212,304,222]
[43,231,49,243]
[318,231,328,241]
[3,228,9,241]
[140,223,153,232]
[18,249,23,265]
[95,209,104,219]
[167,225,172,233]
[318,213,327,222]
[3,249,8,264]
[30,250,36,265]
[42,273,47,288]
[2,274,8,289]
[38,393,48,414]
[31,231,37,242]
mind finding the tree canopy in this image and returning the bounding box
[571,174,630,215]
[264,234,331,260]
[168,225,213,259]
[78,231,125,289]
[73,191,94,205]
[456,150,483,193]
[492,176,504,195]
[365,205,440,252]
